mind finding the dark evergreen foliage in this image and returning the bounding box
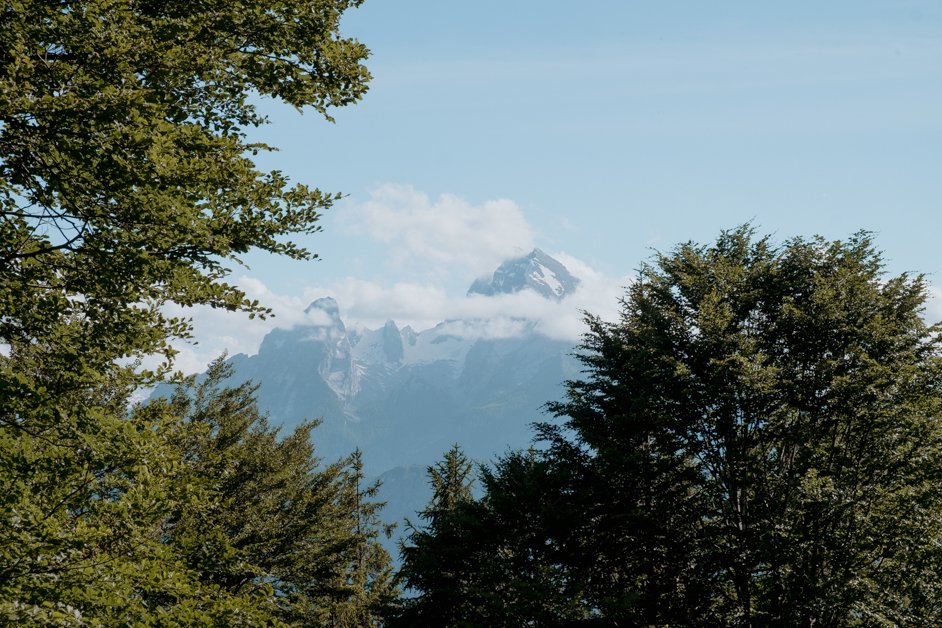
[396,447,593,626]
[400,228,942,626]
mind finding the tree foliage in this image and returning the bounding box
[421,444,475,518]
[324,449,398,627]
[0,0,372,622]
[158,359,396,625]
[1,0,370,358]
[557,227,942,625]
[401,228,942,626]
[1,348,285,624]
[395,446,591,626]
[394,445,477,625]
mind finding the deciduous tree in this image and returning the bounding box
[0,0,371,621]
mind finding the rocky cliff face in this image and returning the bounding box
[224,309,577,474]
[468,248,580,300]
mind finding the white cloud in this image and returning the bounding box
[164,255,628,374]
[337,184,535,278]
[926,284,942,324]
[312,251,628,341]
[156,277,311,375]
[159,186,632,374]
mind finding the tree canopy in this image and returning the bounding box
[157,359,396,625]
[0,1,374,622]
[1,0,369,363]
[0,0,372,436]
[400,227,942,626]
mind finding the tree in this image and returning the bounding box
[422,444,476,517]
[1,0,371,380]
[400,228,942,626]
[0,1,371,622]
[394,445,477,624]
[395,446,592,627]
[155,359,395,625]
[542,227,942,625]
[1,0,370,377]
[325,448,398,627]
[0,0,369,344]
[0,341,236,625]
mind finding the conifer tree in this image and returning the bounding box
[400,228,942,626]
[155,358,392,625]
[424,444,475,517]
[395,446,590,626]
[394,445,483,626]
[326,449,397,627]
[543,227,942,624]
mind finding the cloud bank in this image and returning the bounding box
[162,180,942,376]
[338,183,536,278]
[160,185,630,374]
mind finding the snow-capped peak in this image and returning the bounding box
[467,249,579,301]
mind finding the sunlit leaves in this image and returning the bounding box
[0,0,371,622]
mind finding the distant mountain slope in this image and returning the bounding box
[158,250,584,553]
[221,302,578,474]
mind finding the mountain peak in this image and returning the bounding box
[304,297,344,328]
[467,249,579,301]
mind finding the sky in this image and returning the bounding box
[172,1,942,373]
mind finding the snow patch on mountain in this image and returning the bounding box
[468,249,579,301]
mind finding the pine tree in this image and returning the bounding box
[156,358,344,623]
[326,449,397,627]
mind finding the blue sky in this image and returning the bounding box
[174,1,942,372]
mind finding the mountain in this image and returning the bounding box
[468,248,580,300]
[158,250,583,555]
[221,304,577,475]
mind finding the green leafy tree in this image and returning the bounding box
[401,228,942,627]
[1,0,369,346]
[1,0,370,376]
[543,227,942,625]
[0,0,370,621]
